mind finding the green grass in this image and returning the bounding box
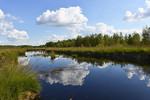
[46,46,150,54]
[26,46,150,57]
[0,49,40,100]
[34,46,150,66]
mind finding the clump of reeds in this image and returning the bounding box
[0,49,40,100]
[50,51,56,60]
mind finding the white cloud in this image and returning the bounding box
[37,6,142,41]
[45,23,141,41]
[36,6,88,39]
[8,29,29,41]
[0,9,28,43]
[124,0,150,22]
[5,14,24,23]
[5,13,18,20]
[36,6,88,27]
[80,23,142,36]
[0,20,14,35]
[0,9,5,19]
[46,34,68,41]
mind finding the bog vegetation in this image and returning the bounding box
[0,49,40,100]
[45,27,150,47]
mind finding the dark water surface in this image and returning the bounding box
[18,51,150,100]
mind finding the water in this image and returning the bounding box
[18,51,150,100]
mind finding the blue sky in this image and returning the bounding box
[0,0,150,45]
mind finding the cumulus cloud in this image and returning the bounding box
[124,0,150,22]
[36,6,88,39]
[37,6,141,41]
[7,29,29,41]
[0,20,14,35]
[36,6,88,27]
[0,9,22,21]
[0,9,28,43]
[44,22,141,42]
[80,23,142,36]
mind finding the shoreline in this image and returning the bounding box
[27,47,150,66]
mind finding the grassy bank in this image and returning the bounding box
[0,49,25,64]
[27,46,150,66]
[0,49,40,100]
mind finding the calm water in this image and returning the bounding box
[18,51,150,100]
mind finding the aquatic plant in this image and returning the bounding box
[50,51,56,60]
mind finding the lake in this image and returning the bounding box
[18,51,150,100]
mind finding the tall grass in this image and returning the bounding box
[0,49,40,100]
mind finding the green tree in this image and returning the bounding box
[112,33,120,45]
[127,34,133,45]
[142,27,150,45]
[132,33,141,45]
[119,32,125,45]
[75,36,83,47]
[103,35,109,46]
[95,34,103,46]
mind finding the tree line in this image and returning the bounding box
[45,27,150,47]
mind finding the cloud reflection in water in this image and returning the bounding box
[18,52,150,88]
[38,61,89,86]
[124,67,150,87]
[18,57,30,66]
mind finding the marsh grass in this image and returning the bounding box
[0,49,40,100]
[50,51,56,60]
[35,46,150,65]
[45,46,150,55]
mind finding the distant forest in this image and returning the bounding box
[45,27,150,47]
